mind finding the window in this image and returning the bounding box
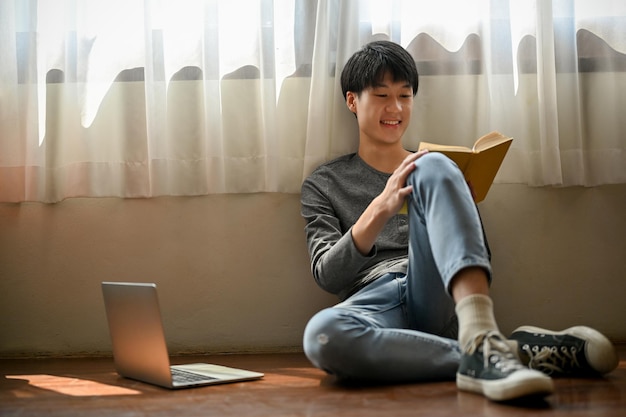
[1,0,624,202]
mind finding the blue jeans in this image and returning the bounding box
[303,153,492,382]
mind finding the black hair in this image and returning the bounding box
[340,40,419,99]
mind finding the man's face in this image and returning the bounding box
[346,71,414,148]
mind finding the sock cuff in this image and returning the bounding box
[455,293,493,315]
[455,294,498,349]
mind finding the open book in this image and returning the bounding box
[418,131,513,203]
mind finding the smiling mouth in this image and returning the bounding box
[381,120,400,125]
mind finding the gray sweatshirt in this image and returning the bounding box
[301,153,409,300]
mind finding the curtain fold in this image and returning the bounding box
[1,0,625,203]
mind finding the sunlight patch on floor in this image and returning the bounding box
[6,374,141,397]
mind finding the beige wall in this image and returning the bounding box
[1,184,625,358]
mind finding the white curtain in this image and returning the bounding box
[1,0,625,203]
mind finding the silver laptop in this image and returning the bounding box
[101,282,264,389]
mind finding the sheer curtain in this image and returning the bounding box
[1,0,625,203]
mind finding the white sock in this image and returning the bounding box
[455,294,499,350]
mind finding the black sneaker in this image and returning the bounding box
[509,325,619,377]
[457,331,554,401]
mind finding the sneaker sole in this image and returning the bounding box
[457,369,554,402]
[512,325,619,375]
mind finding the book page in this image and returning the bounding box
[472,132,512,152]
[418,142,472,153]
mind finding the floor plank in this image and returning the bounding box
[1,346,625,417]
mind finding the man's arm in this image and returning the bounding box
[351,151,427,255]
[301,176,376,296]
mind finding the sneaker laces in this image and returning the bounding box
[467,331,525,373]
[521,343,581,375]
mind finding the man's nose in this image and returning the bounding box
[387,98,402,112]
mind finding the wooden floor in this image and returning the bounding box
[1,346,625,417]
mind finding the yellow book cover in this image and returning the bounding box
[418,131,513,203]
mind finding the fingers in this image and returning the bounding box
[383,150,429,214]
[398,184,413,198]
[394,149,428,180]
[404,149,428,165]
[396,150,428,174]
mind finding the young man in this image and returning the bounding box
[300,40,618,402]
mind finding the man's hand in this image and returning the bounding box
[351,150,429,255]
[375,150,428,217]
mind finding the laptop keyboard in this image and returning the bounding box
[170,368,218,384]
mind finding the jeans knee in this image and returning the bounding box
[412,152,460,181]
[303,308,365,378]
[303,309,340,370]
[408,152,467,197]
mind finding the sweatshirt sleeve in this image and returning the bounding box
[300,174,376,296]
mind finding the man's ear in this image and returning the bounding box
[346,91,357,114]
